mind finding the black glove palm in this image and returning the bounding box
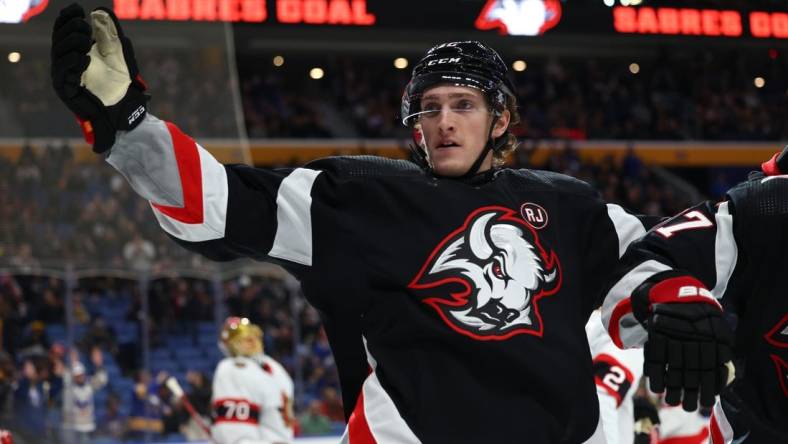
[51,3,149,153]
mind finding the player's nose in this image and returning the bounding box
[437,108,456,133]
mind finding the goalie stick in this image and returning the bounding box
[166,376,217,444]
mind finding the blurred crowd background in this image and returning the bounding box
[2,47,785,141]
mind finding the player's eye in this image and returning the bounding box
[419,103,442,119]
[457,99,475,110]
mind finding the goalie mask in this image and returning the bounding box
[219,317,264,358]
[400,41,517,177]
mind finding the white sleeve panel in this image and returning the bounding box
[606,204,647,259]
[108,114,229,242]
[268,168,322,266]
[712,202,738,300]
[602,260,672,349]
[149,143,228,242]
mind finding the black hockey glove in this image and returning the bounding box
[632,274,734,412]
[51,3,149,153]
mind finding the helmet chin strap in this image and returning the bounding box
[458,116,501,179]
[412,116,506,180]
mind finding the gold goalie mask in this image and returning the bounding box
[220,317,264,358]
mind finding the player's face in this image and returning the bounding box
[417,85,509,176]
[238,334,263,356]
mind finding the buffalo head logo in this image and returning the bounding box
[764,314,788,397]
[475,0,562,36]
[409,207,562,340]
[0,0,49,23]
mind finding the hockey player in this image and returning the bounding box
[588,311,711,444]
[586,310,644,444]
[50,4,734,442]
[656,404,709,444]
[212,317,295,444]
[602,149,788,443]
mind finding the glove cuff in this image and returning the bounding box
[631,274,721,325]
[87,85,150,153]
[761,145,788,176]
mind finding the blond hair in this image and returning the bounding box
[492,94,521,167]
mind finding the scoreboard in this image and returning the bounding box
[104,0,788,40]
[1,0,786,45]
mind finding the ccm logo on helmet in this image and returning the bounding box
[426,57,461,66]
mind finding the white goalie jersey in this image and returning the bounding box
[211,355,295,444]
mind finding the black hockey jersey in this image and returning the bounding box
[602,170,788,443]
[107,115,656,443]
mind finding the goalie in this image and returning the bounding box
[212,317,295,444]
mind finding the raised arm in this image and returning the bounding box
[50,4,325,274]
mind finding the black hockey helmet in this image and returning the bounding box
[400,40,517,127]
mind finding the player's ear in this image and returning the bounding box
[492,109,510,139]
[413,123,426,150]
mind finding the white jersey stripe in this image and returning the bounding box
[151,143,229,242]
[711,401,734,444]
[349,337,420,444]
[268,168,322,266]
[712,202,737,300]
[602,260,672,348]
[606,204,647,258]
[580,415,608,444]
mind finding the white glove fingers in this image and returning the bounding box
[89,10,119,58]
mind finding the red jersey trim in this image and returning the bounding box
[659,427,710,444]
[593,353,635,407]
[347,387,376,444]
[709,410,724,444]
[212,398,261,425]
[151,122,204,224]
[608,297,634,349]
[764,314,788,348]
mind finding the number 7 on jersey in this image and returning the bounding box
[655,210,713,238]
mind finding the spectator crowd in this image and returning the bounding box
[239,49,786,141]
[0,43,784,142]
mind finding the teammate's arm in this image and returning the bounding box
[588,311,644,444]
[597,181,747,412]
